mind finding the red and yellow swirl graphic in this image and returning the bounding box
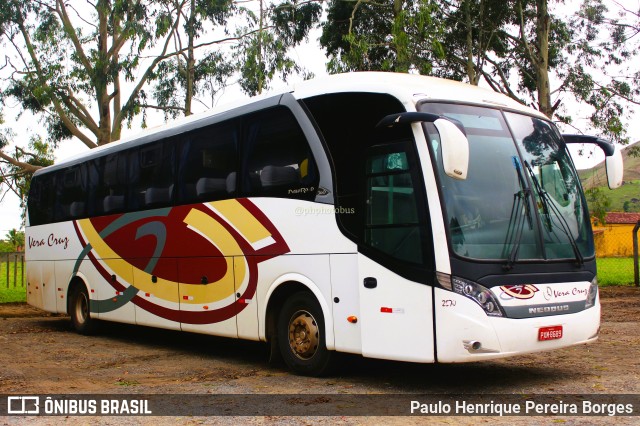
[499,284,539,300]
[73,199,289,324]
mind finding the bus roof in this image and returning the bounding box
[35,72,545,176]
[292,72,544,118]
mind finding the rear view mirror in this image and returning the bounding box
[562,134,624,189]
[605,145,623,189]
[434,118,469,180]
[376,112,470,180]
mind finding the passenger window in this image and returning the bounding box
[177,121,238,204]
[54,165,87,221]
[242,107,318,200]
[365,143,422,264]
[98,152,128,214]
[28,175,55,225]
[129,141,176,209]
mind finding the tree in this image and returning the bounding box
[235,0,322,96]
[320,0,639,147]
[0,0,321,218]
[150,0,238,119]
[564,0,640,148]
[0,134,54,223]
[585,186,611,226]
[0,0,191,149]
[4,228,25,251]
[435,0,513,85]
[320,0,445,74]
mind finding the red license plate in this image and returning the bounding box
[538,325,563,341]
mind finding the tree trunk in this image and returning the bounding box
[536,0,553,118]
[96,0,112,145]
[185,0,196,116]
[463,0,478,84]
[392,0,409,73]
[257,0,265,94]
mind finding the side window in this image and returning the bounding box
[365,143,423,264]
[242,107,318,200]
[177,121,238,204]
[86,159,102,217]
[28,174,55,226]
[99,152,128,214]
[129,141,176,209]
[54,165,87,221]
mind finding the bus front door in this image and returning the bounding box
[358,254,435,362]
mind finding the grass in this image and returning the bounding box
[0,260,26,303]
[600,180,640,212]
[0,257,635,304]
[0,286,26,303]
[596,257,636,286]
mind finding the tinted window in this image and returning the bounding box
[54,165,87,221]
[302,92,433,280]
[129,141,176,209]
[28,174,55,226]
[177,121,238,204]
[242,107,318,200]
[98,152,129,214]
[365,144,422,263]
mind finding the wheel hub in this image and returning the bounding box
[288,310,319,360]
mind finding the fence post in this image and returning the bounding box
[13,253,18,288]
[634,221,640,287]
[4,253,8,289]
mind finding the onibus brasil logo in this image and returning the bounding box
[72,199,289,324]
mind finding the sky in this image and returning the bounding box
[1,1,638,237]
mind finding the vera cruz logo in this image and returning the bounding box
[500,284,539,300]
[72,199,289,324]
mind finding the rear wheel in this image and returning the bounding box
[70,285,97,335]
[277,291,336,376]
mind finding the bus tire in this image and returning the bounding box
[69,285,97,335]
[277,291,336,376]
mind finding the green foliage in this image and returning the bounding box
[585,186,611,225]
[320,0,638,146]
[4,229,24,251]
[563,0,639,144]
[596,257,635,286]
[0,0,200,147]
[0,241,14,253]
[235,0,321,96]
[0,259,25,303]
[0,135,54,221]
[321,0,443,74]
[0,286,26,303]
[586,181,640,213]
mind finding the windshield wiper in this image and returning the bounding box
[523,160,584,266]
[502,156,534,270]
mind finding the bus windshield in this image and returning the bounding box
[420,103,594,262]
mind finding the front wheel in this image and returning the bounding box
[69,285,98,335]
[277,291,336,376]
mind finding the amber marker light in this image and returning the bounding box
[347,316,358,324]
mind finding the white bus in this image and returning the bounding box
[26,72,623,376]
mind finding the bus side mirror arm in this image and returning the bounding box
[562,134,624,189]
[376,112,469,180]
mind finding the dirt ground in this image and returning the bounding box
[0,286,639,425]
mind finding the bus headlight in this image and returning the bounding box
[452,276,505,317]
[585,277,598,309]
